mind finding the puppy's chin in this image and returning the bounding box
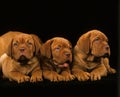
[17,55,29,65]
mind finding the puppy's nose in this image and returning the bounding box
[105,45,110,50]
[65,53,71,57]
[20,48,25,52]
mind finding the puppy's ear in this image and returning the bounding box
[31,34,42,56]
[76,32,91,54]
[41,39,53,58]
[6,39,13,58]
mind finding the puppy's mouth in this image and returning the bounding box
[102,53,110,58]
[17,55,29,65]
[53,60,70,68]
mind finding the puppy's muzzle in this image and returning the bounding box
[103,53,110,58]
[103,45,110,58]
[104,45,110,51]
[65,52,71,57]
[20,47,25,52]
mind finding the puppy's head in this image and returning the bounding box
[76,29,110,58]
[41,37,72,68]
[7,33,41,63]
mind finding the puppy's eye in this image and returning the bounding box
[27,42,32,45]
[94,37,99,41]
[13,42,18,46]
[55,47,60,51]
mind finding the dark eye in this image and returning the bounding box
[13,42,18,47]
[94,37,99,41]
[27,42,32,45]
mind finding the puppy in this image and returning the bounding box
[40,37,75,82]
[72,29,116,81]
[0,31,43,83]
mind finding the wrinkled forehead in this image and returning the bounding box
[91,31,108,41]
[52,38,72,48]
[13,34,33,43]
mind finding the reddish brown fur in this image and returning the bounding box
[41,37,75,82]
[72,29,116,81]
[0,31,43,83]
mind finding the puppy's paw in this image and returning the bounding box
[30,72,43,83]
[90,72,102,81]
[43,71,63,82]
[61,71,75,81]
[108,67,116,74]
[72,70,90,81]
[50,72,63,82]
[17,75,30,83]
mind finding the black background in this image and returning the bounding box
[0,0,118,97]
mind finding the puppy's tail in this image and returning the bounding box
[0,53,8,70]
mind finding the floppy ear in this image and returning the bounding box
[31,34,42,56]
[6,39,13,58]
[76,32,91,54]
[41,39,53,58]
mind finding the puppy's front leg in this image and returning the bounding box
[9,71,30,83]
[72,68,90,81]
[90,64,107,81]
[61,67,75,81]
[103,58,116,74]
[30,66,43,82]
